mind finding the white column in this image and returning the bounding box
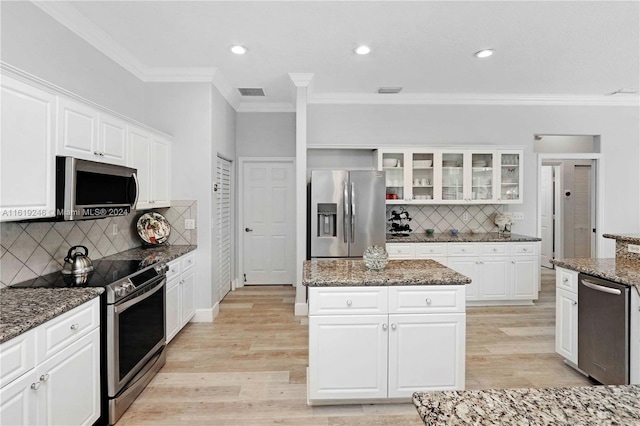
[289,73,314,316]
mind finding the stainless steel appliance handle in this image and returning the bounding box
[350,182,355,243]
[132,172,140,208]
[581,279,622,295]
[115,278,165,313]
[343,182,348,243]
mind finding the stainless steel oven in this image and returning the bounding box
[106,264,168,424]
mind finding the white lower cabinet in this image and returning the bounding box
[166,252,197,343]
[388,241,540,304]
[555,267,579,365]
[0,298,101,426]
[308,285,465,403]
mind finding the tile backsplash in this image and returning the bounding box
[0,200,197,287]
[386,204,504,234]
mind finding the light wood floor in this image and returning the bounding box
[117,267,590,425]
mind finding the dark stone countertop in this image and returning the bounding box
[303,259,471,287]
[603,233,640,244]
[386,233,541,243]
[0,287,104,344]
[551,257,640,295]
[413,385,640,425]
[101,244,197,265]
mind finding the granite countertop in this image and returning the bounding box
[386,232,541,243]
[0,287,104,344]
[101,244,196,264]
[551,258,640,295]
[303,259,471,287]
[603,233,640,244]
[413,385,640,425]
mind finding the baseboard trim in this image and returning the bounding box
[295,302,308,316]
[191,303,220,322]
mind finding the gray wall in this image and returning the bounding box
[308,104,640,256]
[236,112,295,157]
[0,1,145,122]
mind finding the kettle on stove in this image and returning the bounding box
[61,245,94,276]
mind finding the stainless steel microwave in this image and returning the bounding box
[56,157,139,220]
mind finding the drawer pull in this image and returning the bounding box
[171,269,177,273]
[461,249,466,253]
[426,298,432,305]
[39,374,49,382]
[573,301,578,306]
[493,248,497,252]
[346,299,352,306]
[522,248,528,252]
[31,382,41,390]
[563,277,569,283]
[512,261,516,264]
[70,323,79,331]
[391,323,397,330]
[382,323,388,331]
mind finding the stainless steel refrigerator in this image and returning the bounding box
[310,170,386,257]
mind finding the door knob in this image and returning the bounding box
[245,228,253,232]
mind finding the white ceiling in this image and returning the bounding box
[35,1,640,110]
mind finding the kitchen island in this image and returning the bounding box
[412,385,640,425]
[303,258,470,405]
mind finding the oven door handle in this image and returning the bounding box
[580,279,622,295]
[115,278,165,313]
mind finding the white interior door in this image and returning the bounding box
[216,157,232,300]
[540,165,554,268]
[242,161,295,285]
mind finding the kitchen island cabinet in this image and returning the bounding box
[303,259,470,404]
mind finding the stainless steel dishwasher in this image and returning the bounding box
[578,273,630,385]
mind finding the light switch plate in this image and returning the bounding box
[512,212,524,220]
[185,219,196,230]
[628,244,640,254]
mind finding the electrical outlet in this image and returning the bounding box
[185,219,196,230]
[111,224,118,235]
[512,212,524,220]
[628,244,640,254]
[462,212,469,221]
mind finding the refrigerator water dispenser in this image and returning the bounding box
[317,203,337,237]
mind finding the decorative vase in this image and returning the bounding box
[363,245,389,271]
[498,223,512,236]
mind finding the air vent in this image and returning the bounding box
[238,88,265,96]
[377,87,402,94]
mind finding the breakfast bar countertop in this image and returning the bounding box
[551,257,640,295]
[413,385,640,426]
[386,232,541,243]
[303,258,471,287]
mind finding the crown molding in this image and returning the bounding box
[144,67,217,83]
[236,102,296,113]
[309,92,640,107]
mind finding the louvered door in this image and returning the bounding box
[216,157,232,301]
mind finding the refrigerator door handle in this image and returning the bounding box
[351,182,355,243]
[343,181,349,244]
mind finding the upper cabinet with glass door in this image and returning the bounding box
[498,150,523,203]
[439,151,466,203]
[410,151,436,203]
[470,151,497,203]
[377,150,409,204]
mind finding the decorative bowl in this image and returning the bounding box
[450,229,459,236]
[363,245,389,271]
[383,158,398,168]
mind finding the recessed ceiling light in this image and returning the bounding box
[354,45,371,55]
[474,49,494,58]
[230,45,248,55]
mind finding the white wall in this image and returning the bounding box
[0,1,145,122]
[236,112,295,157]
[308,104,640,256]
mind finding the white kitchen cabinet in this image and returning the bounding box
[388,241,540,304]
[555,267,579,365]
[0,298,101,426]
[98,113,128,165]
[165,252,197,343]
[308,285,465,403]
[0,76,56,221]
[128,127,171,209]
[375,148,523,205]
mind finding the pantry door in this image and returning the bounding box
[240,159,295,285]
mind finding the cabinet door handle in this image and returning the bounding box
[346,299,352,306]
[31,382,41,390]
[94,151,100,156]
[493,248,497,252]
[382,323,388,331]
[100,152,105,157]
[425,298,432,305]
[391,323,397,330]
[39,374,49,382]
[512,261,516,264]
[563,277,569,283]
[573,301,578,305]
[461,249,466,252]
[70,323,79,331]
[522,248,528,252]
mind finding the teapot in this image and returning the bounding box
[61,245,94,276]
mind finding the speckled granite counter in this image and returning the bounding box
[387,233,541,243]
[101,244,196,265]
[303,259,471,287]
[604,233,640,245]
[0,287,104,344]
[413,385,640,425]
[551,258,640,295]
